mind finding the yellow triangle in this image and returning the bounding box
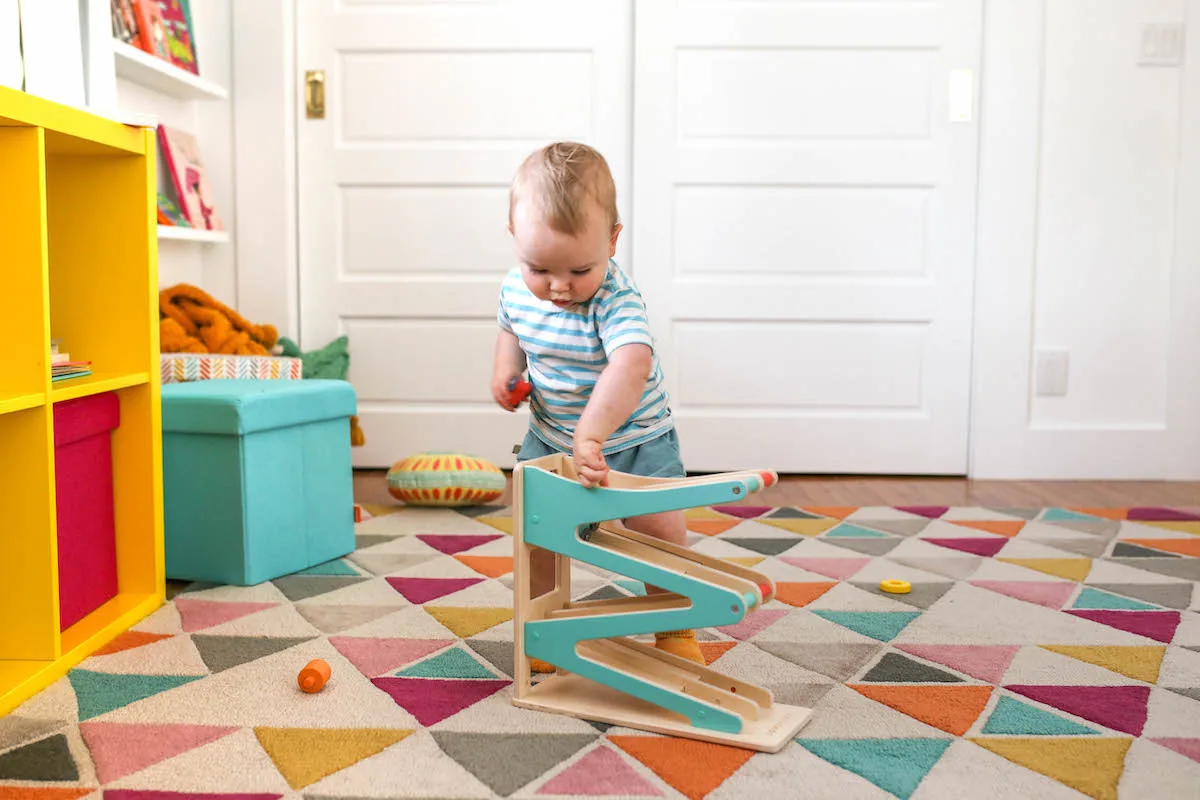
[255,727,412,789]
[1140,521,1200,535]
[727,556,766,567]
[425,606,514,638]
[760,518,839,537]
[358,503,402,518]
[1041,645,1166,683]
[476,516,513,535]
[998,558,1092,582]
[970,738,1130,800]
[685,506,731,521]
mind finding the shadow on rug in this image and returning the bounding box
[2,505,1199,799]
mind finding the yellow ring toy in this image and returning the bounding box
[880,579,911,594]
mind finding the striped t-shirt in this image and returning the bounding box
[497,259,674,455]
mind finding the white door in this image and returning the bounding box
[633,1,984,474]
[295,0,632,468]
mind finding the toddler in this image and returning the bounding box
[492,142,704,670]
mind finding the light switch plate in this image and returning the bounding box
[1035,348,1070,397]
[1140,23,1186,67]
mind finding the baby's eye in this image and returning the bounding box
[571,268,591,275]
[530,268,547,274]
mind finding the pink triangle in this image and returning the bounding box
[1006,684,1150,736]
[970,581,1076,610]
[79,722,237,783]
[328,637,454,677]
[925,537,1007,558]
[895,644,1020,684]
[386,577,483,604]
[417,534,503,555]
[371,677,510,726]
[537,744,663,796]
[1066,609,1182,644]
[715,608,789,641]
[712,505,771,519]
[1152,738,1200,765]
[173,600,277,633]
[897,506,949,519]
[780,556,870,580]
[105,793,281,800]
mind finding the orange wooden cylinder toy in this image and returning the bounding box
[298,658,331,693]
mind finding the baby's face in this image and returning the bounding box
[510,201,620,309]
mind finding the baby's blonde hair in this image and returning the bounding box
[509,142,619,236]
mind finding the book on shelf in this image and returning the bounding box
[50,340,91,382]
[158,125,223,231]
[113,0,199,76]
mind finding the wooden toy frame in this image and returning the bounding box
[511,453,812,753]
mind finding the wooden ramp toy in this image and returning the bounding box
[511,454,813,753]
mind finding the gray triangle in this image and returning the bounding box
[891,556,982,580]
[456,504,508,519]
[191,635,314,673]
[578,585,627,603]
[0,716,65,753]
[1031,537,1110,558]
[726,537,802,556]
[696,628,723,641]
[856,519,932,537]
[1167,687,1200,703]
[1112,542,1180,559]
[862,652,964,683]
[1185,646,1200,654]
[432,732,595,796]
[754,642,883,682]
[765,682,835,707]
[849,582,954,610]
[1109,557,1200,581]
[271,575,369,601]
[354,534,401,550]
[466,639,514,678]
[0,733,78,781]
[1050,520,1122,538]
[589,720,614,732]
[1089,583,1194,610]
[987,508,1040,520]
[295,604,398,634]
[348,552,434,577]
[825,537,901,556]
[767,507,824,520]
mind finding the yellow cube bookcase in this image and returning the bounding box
[0,86,165,716]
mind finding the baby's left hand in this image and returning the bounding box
[573,438,609,488]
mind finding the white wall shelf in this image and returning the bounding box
[112,40,228,102]
[158,225,229,244]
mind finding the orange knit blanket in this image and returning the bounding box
[160,284,278,355]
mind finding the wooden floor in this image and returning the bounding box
[354,469,1199,510]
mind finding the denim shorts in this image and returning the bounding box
[515,427,685,479]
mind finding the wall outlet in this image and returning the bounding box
[1035,348,1069,397]
[1140,23,1186,67]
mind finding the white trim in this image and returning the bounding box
[231,0,299,341]
[158,225,230,244]
[112,40,229,101]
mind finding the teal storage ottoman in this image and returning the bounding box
[161,379,357,585]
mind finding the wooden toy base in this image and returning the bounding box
[516,673,812,753]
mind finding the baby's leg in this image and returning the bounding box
[623,509,705,665]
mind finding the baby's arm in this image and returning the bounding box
[573,343,652,487]
[491,330,527,412]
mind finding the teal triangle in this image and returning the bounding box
[811,610,921,642]
[1042,508,1099,522]
[826,523,891,539]
[798,738,951,800]
[615,579,647,597]
[394,646,497,679]
[296,558,361,576]
[68,669,202,720]
[981,695,1099,736]
[1072,587,1158,611]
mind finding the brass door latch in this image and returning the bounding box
[305,69,325,119]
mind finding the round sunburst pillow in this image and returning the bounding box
[386,452,506,506]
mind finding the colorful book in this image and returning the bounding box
[131,0,170,62]
[155,0,198,74]
[110,0,139,45]
[157,125,223,231]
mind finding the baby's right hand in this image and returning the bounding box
[491,374,519,412]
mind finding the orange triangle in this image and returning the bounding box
[1072,508,1128,520]
[971,737,1130,800]
[687,519,743,536]
[454,555,513,578]
[774,581,838,608]
[611,735,754,800]
[1124,538,1200,557]
[0,791,94,800]
[803,506,857,519]
[255,727,413,789]
[92,630,173,656]
[850,684,993,736]
[953,520,1026,538]
[698,641,740,665]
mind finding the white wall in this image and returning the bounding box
[971,0,1200,478]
